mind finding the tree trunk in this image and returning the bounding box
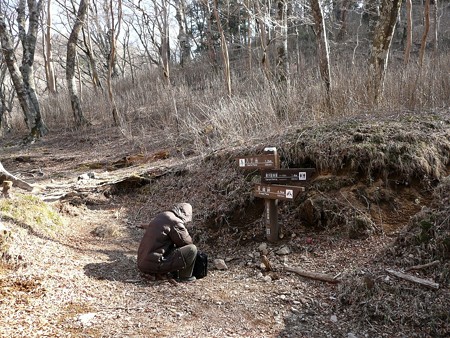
[0,162,34,191]
[419,0,430,66]
[247,0,252,72]
[432,0,438,53]
[255,0,271,80]
[44,0,57,94]
[365,0,380,41]
[213,0,232,96]
[106,0,121,125]
[160,0,170,84]
[0,64,12,134]
[275,0,288,84]
[202,0,217,71]
[81,9,103,92]
[311,0,332,107]
[66,0,90,127]
[367,0,402,105]
[17,0,48,139]
[0,13,48,139]
[174,0,191,67]
[404,0,412,65]
[336,0,350,41]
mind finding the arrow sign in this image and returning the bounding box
[254,183,305,200]
[261,168,315,185]
[237,154,279,169]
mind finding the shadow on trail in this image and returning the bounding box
[83,249,142,283]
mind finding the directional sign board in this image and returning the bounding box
[237,154,279,169]
[254,183,305,201]
[261,168,315,185]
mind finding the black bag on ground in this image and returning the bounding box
[192,251,208,279]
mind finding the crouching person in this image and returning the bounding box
[137,203,197,282]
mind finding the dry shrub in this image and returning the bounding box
[336,177,450,337]
[337,268,450,337]
[388,176,450,284]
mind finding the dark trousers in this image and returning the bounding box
[159,244,197,278]
[178,244,197,278]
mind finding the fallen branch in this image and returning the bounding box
[0,162,34,191]
[261,255,273,271]
[385,268,439,290]
[405,260,440,272]
[283,265,341,284]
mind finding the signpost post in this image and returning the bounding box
[237,147,315,242]
[237,147,314,242]
[262,147,279,242]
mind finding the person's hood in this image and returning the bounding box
[170,203,193,223]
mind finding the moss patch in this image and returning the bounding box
[0,193,65,235]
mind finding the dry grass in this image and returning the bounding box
[34,54,450,156]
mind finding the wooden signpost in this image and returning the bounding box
[254,183,305,200]
[260,168,315,185]
[237,154,279,169]
[237,147,314,242]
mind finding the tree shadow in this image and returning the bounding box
[83,249,142,283]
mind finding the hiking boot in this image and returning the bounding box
[177,276,196,283]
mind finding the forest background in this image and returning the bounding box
[0,0,449,145]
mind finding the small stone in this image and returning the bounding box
[263,275,272,282]
[330,315,338,323]
[78,173,90,180]
[347,333,357,338]
[258,243,268,252]
[78,313,96,327]
[276,246,291,255]
[214,259,228,270]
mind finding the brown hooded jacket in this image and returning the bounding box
[137,203,193,274]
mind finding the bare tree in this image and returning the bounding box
[80,6,103,92]
[174,0,191,67]
[212,0,232,96]
[0,1,48,139]
[431,0,438,53]
[128,2,161,66]
[404,0,412,65]
[67,0,90,126]
[275,0,288,84]
[419,0,430,66]
[336,0,350,41]
[311,0,332,107]
[106,0,122,125]
[0,61,13,133]
[367,0,402,105]
[158,0,170,83]
[43,0,57,93]
[254,0,271,79]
